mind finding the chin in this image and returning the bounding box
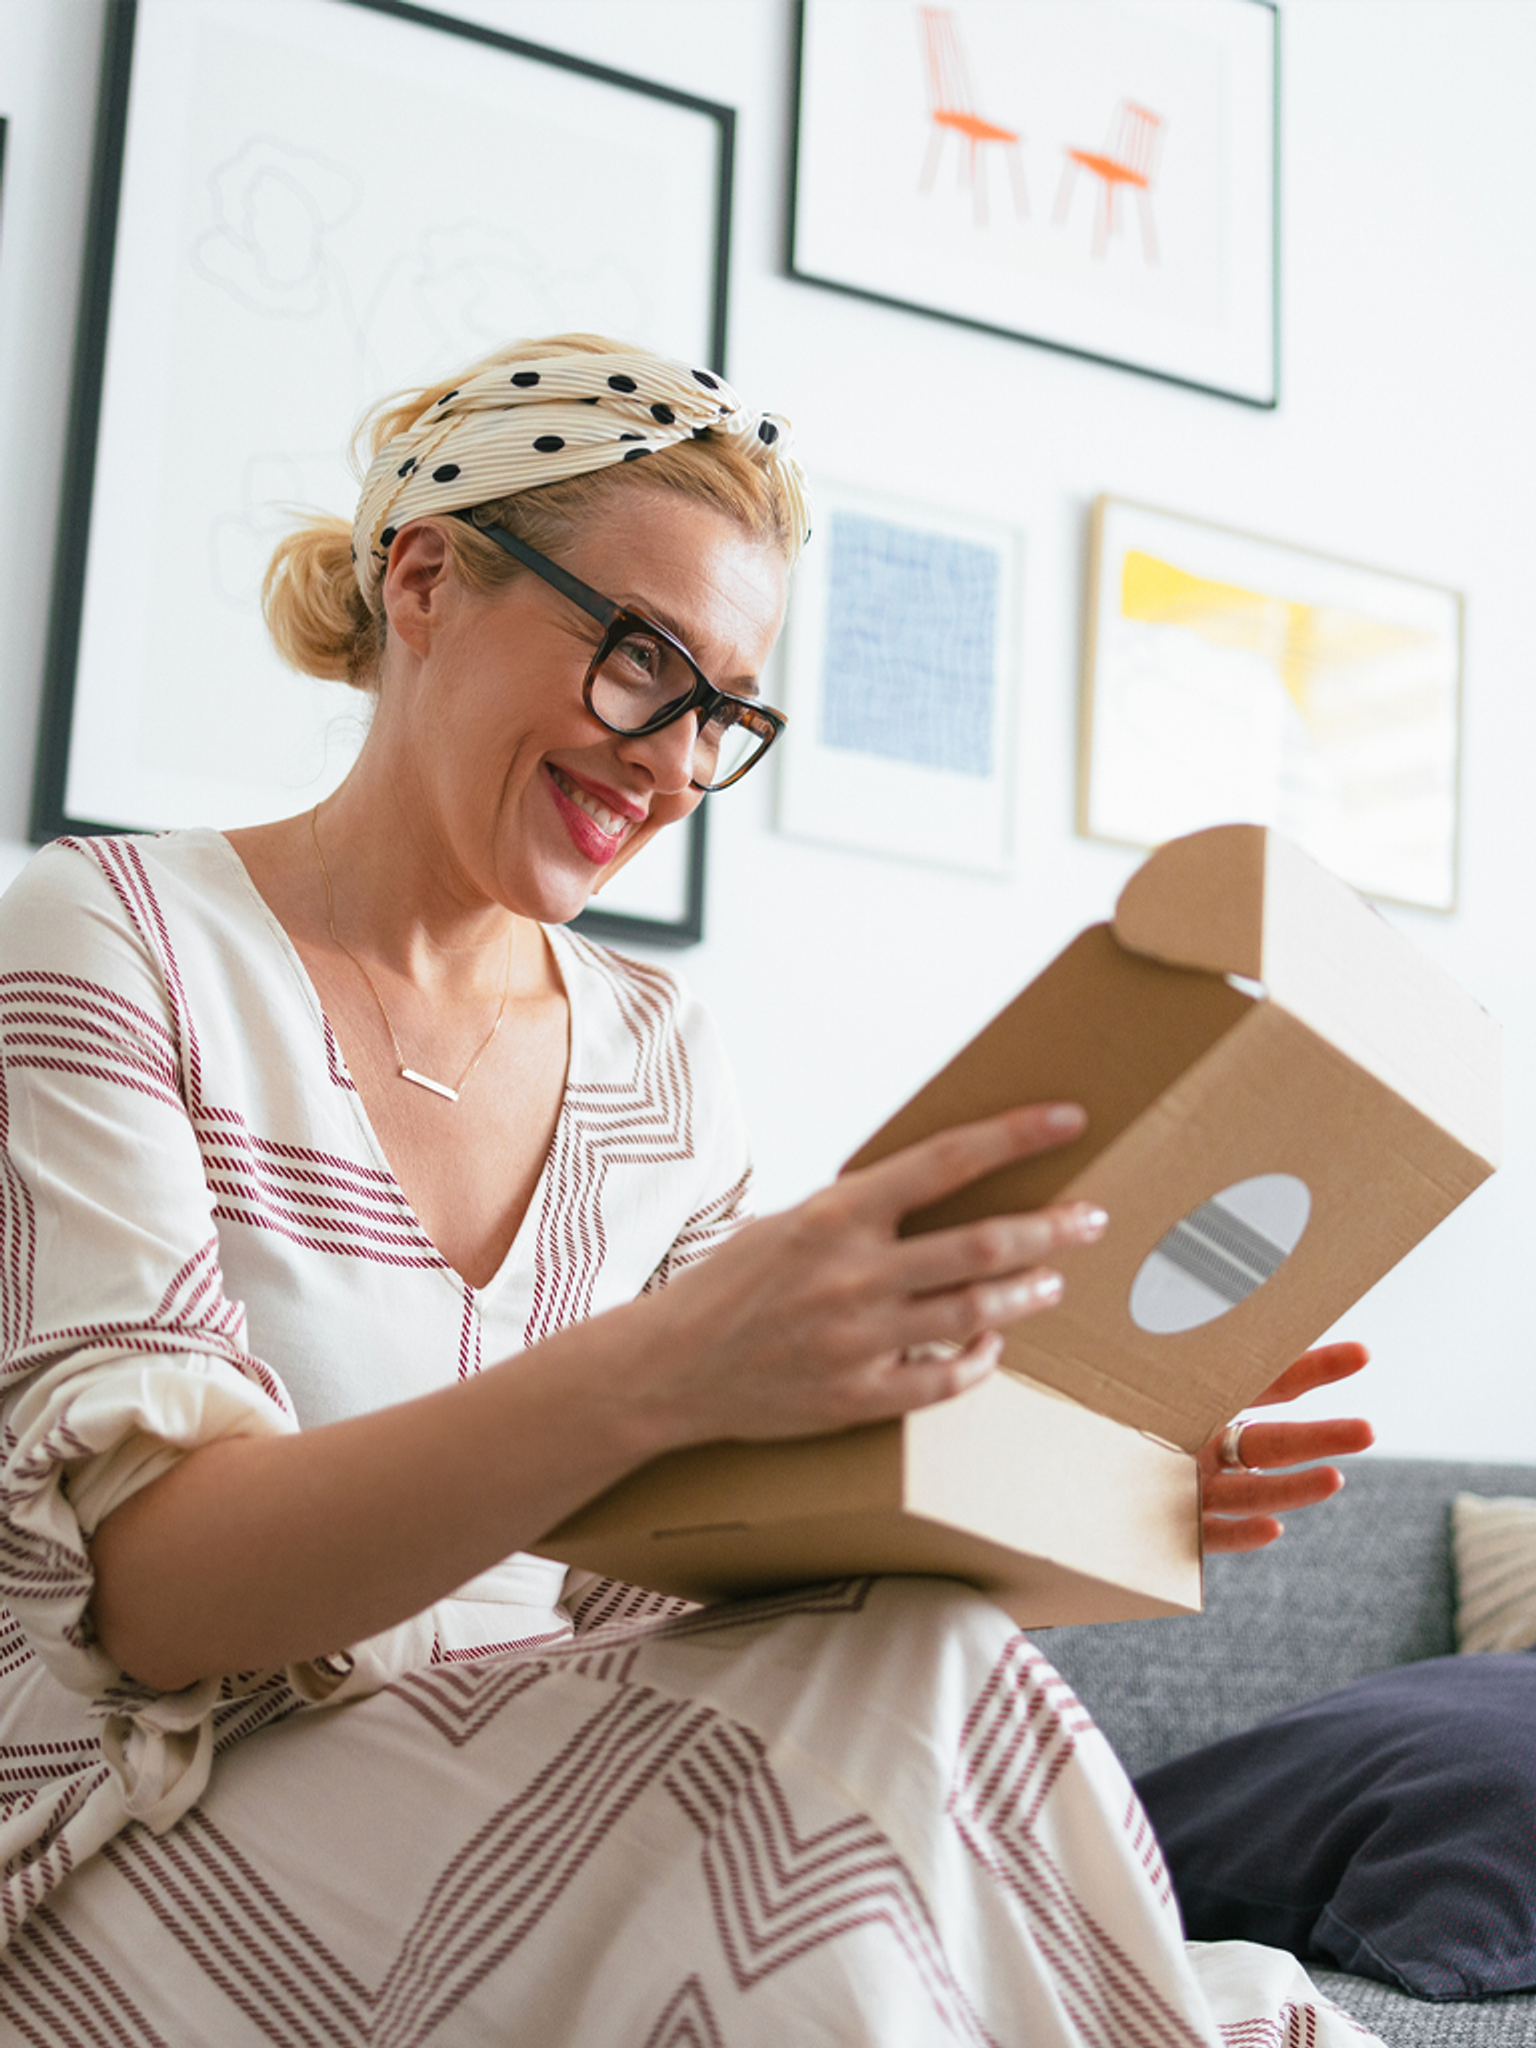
[516,865,613,928]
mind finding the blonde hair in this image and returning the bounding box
[263,334,800,688]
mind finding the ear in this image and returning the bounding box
[380,521,457,658]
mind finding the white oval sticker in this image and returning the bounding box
[1129,1173,1312,1335]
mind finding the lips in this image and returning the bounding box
[547,765,640,865]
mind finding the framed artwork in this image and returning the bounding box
[1079,497,1464,912]
[790,0,1278,407]
[33,0,736,946]
[776,483,1020,873]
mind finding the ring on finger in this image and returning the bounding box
[1217,1418,1257,1472]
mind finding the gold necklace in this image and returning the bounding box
[310,805,512,1105]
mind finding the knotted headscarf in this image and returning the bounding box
[352,348,809,605]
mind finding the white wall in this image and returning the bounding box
[2,0,1534,1457]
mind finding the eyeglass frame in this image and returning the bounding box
[453,513,787,792]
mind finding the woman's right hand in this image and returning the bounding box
[624,1101,1106,1449]
[89,1101,1102,1689]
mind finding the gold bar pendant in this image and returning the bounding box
[400,1066,460,1103]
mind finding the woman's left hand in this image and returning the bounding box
[1199,1341,1374,1554]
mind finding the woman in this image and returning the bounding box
[0,335,1377,2043]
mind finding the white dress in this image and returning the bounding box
[0,832,1382,2045]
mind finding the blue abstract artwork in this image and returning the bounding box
[818,511,998,777]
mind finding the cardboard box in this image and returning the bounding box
[547,826,1499,1625]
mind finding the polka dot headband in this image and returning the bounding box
[352,349,809,605]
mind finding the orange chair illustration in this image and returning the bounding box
[917,7,1028,228]
[1053,100,1164,261]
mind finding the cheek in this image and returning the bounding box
[604,787,701,878]
[638,788,702,846]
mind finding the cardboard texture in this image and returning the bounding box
[547,826,1500,1626]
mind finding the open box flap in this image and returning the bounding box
[1113,823,1270,980]
[1113,826,1500,1166]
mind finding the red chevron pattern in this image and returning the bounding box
[566,1575,697,1633]
[0,971,182,1113]
[671,1715,999,2043]
[211,1678,307,1758]
[37,845,705,1317]
[522,935,698,1343]
[323,1015,357,1093]
[386,1658,555,1746]
[949,1638,1208,2048]
[0,1760,112,1890]
[552,1578,875,1687]
[0,1232,287,1409]
[62,1671,995,2047]
[151,1238,246,1349]
[644,1168,753,1293]
[375,1686,725,2044]
[55,838,443,1275]
[1,1829,84,1949]
[61,840,198,1089]
[198,1116,440,1270]
[101,1815,372,2043]
[386,1583,873,1741]
[0,1415,101,1627]
[0,1609,36,1685]
[0,1903,170,2047]
[642,1974,725,2048]
[456,1283,480,1381]
[1221,2010,1329,2047]
[0,1729,114,1927]
[0,1051,33,1366]
[1124,1789,1173,1910]
[621,1578,873,1643]
[92,1685,721,2045]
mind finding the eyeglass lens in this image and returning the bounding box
[588,622,773,789]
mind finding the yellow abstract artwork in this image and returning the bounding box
[1081,501,1462,909]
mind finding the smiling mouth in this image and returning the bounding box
[548,766,637,842]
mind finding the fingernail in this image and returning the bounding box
[958,1336,1003,1384]
[1028,1270,1064,1308]
[1078,1204,1109,1238]
[1044,1103,1085,1133]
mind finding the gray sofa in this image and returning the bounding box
[1041,1457,1536,2048]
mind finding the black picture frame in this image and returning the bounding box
[34,0,736,948]
[788,0,1279,409]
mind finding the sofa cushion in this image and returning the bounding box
[1042,1456,1536,1780]
[1135,1653,1536,2000]
[1454,1492,1536,1653]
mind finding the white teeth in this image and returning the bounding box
[552,767,629,837]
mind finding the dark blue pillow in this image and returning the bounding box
[1134,1654,1536,2000]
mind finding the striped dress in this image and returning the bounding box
[0,833,1380,2045]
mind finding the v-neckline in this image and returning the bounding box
[206,828,578,1298]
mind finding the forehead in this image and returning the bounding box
[561,488,788,668]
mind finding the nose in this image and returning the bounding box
[616,713,699,795]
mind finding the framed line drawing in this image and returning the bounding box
[1079,497,1464,912]
[777,483,1020,874]
[790,0,1278,407]
[34,0,736,947]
